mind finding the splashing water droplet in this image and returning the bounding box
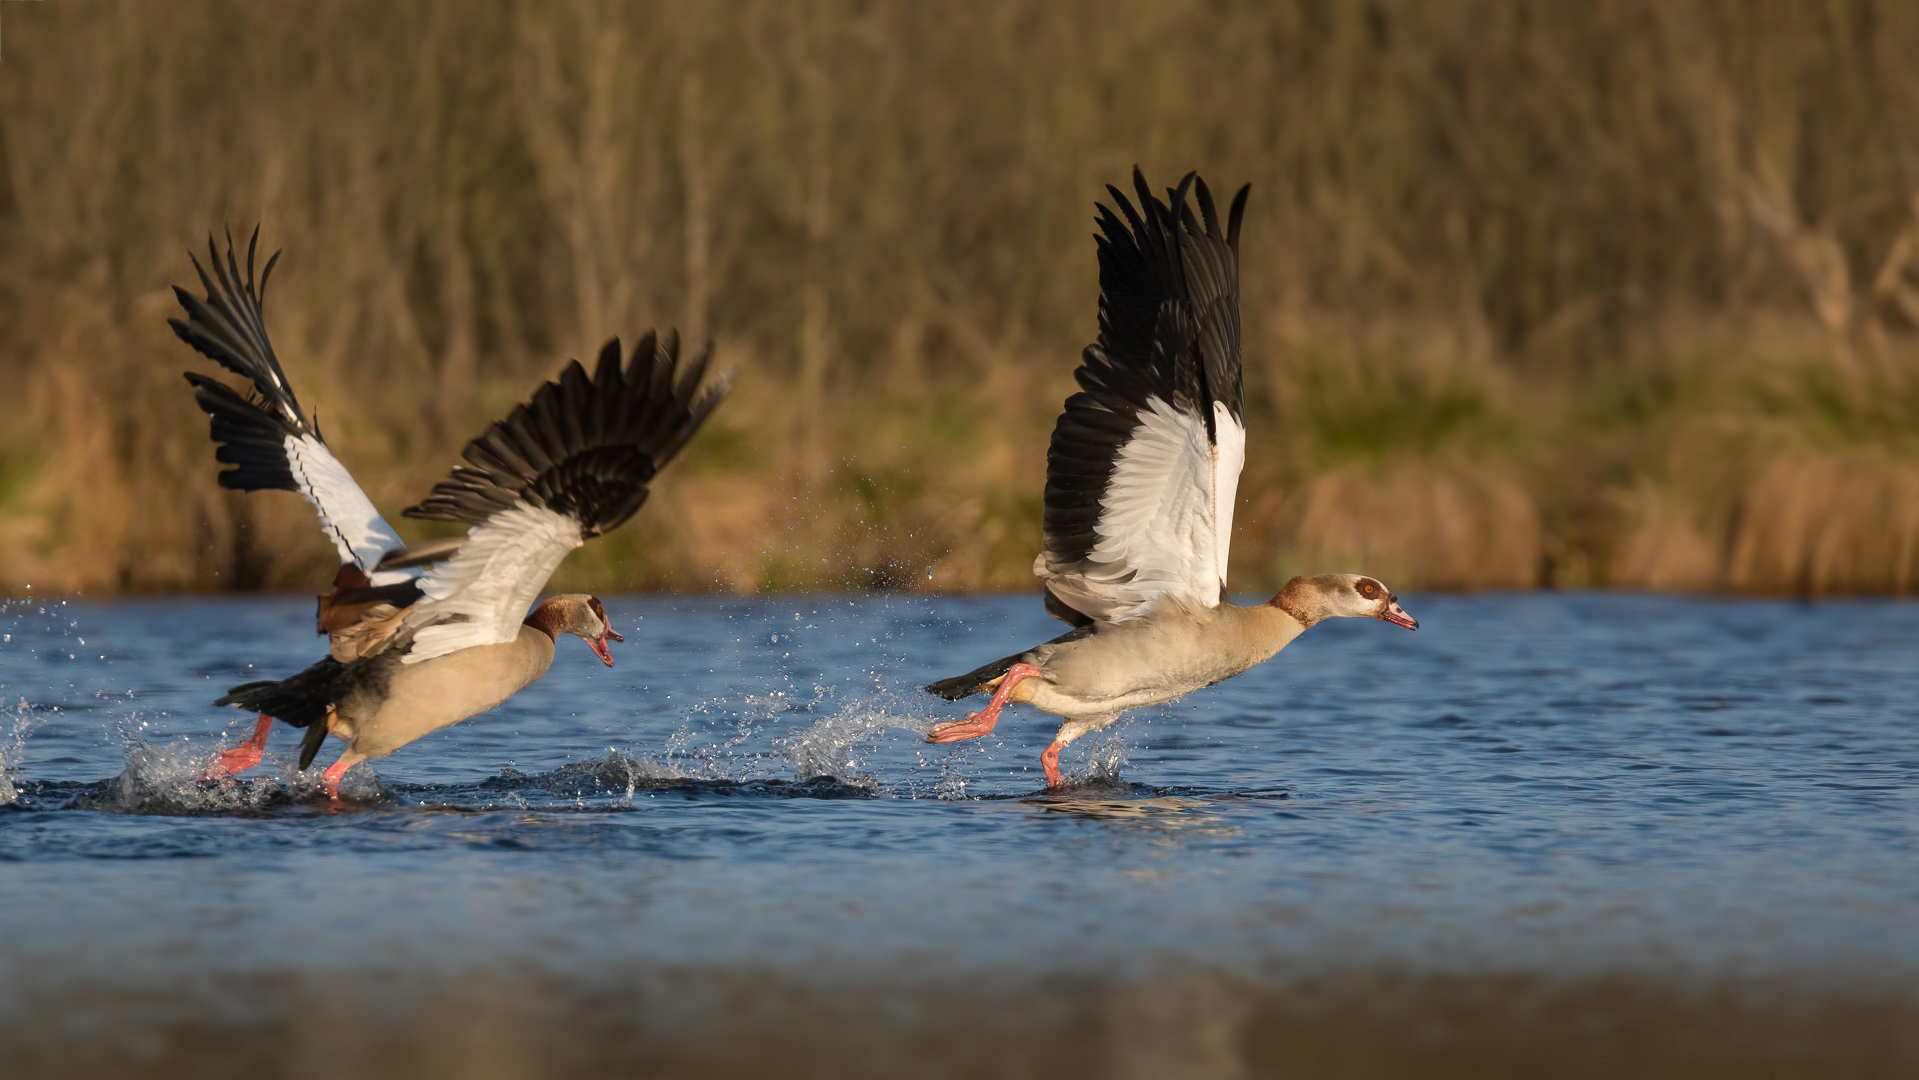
[0,700,33,806]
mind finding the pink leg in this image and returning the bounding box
[215,714,274,775]
[926,664,1041,744]
[1040,737,1067,789]
[321,758,355,801]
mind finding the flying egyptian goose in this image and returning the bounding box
[924,171,1418,789]
[169,232,729,798]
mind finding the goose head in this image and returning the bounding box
[1276,574,1418,630]
[528,594,626,666]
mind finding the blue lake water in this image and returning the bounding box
[2,591,1916,1076]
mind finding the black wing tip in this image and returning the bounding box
[172,224,305,430]
[1168,170,1198,211]
[1106,166,1247,243]
[1226,184,1251,249]
[404,329,731,531]
[694,362,738,410]
[182,371,305,493]
[190,225,279,299]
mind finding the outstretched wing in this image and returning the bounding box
[392,332,730,664]
[168,230,409,580]
[1036,169,1249,625]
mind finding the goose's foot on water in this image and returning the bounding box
[1041,738,1067,790]
[207,714,274,779]
[926,664,1040,744]
[925,710,1001,743]
[321,758,362,802]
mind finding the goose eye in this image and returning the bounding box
[1358,582,1377,598]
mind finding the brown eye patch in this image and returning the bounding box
[1359,581,1378,598]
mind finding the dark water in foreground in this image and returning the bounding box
[1,592,1916,1077]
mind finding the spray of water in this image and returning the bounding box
[0,699,32,806]
[653,693,783,781]
[103,731,308,814]
[932,757,973,801]
[1079,727,1133,785]
[776,689,929,788]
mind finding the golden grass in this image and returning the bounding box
[1273,457,1545,591]
[5,0,1919,596]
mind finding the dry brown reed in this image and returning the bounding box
[5,0,1919,596]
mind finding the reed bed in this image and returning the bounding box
[4,0,1919,596]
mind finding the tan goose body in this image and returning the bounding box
[924,171,1419,788]
[1006,600,1305,724]
[328,624,556,762]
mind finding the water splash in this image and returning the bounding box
[649,680,914,785]
[932,757,972,800]
[102,736,306,814]
[1078,728,1132,785]
[0,593,83,659]
[0,699,32,806]
[658,697,775,782]
[777,690,930,790]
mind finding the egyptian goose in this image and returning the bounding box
[924,171,1418,789]
[169,232,729,798]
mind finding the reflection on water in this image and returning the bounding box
[1027,791,1246,832]
[7,967,1915,1079]
[2,592,1918,1075]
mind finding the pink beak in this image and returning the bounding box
[1381,598,1419,631]
[588,625,622,667]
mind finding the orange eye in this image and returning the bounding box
[1360,582,1378,598]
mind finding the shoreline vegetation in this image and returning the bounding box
[6,1,1919,597]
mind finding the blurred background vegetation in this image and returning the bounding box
[4,0,1919,596]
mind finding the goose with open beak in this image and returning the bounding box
[170,232,728,798]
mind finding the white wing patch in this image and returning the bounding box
[283,434,411,583]
[1038,397,1243,623]
[1211,401,1246,592]
[402,504,584,664]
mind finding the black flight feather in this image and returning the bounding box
[168,228,319,494]
[402,332,731,537]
